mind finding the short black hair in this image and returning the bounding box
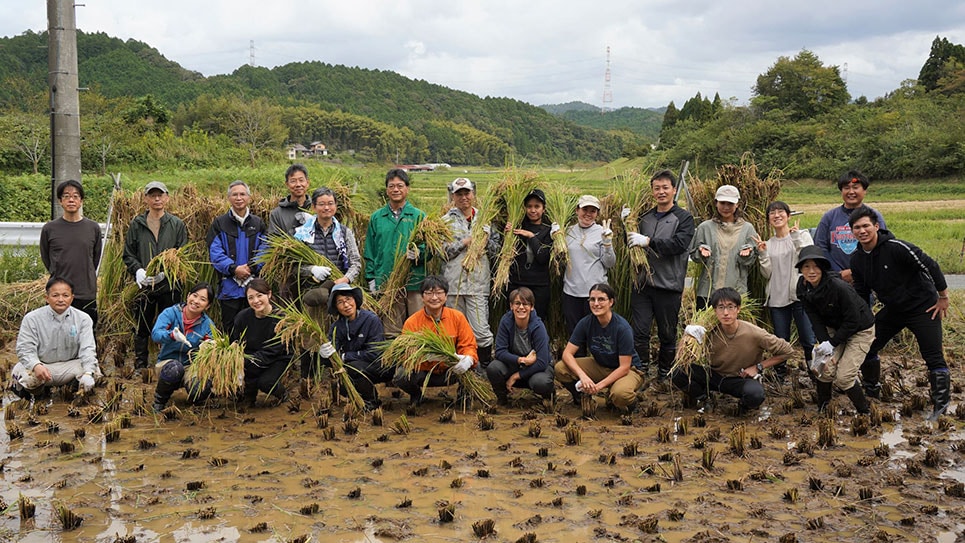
[420,275,448,294]
[45,276,74,293]
[650,169,676,187]
[837,169,869,191]
[385,168,410,186]
[56,179,84,200]
[285,164,309,181]
[766,201,791,215]
[847,205,880,228]
[588,282,617,301]
[709,287,742,308]
[187,282,215,302]
[311,187,336,205]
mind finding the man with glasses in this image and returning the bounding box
[392,275,477,406]
[671,287,795,415]
[364,168,428,337]
[122,181,187,371]
[40,180,103,328]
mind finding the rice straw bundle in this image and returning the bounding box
[120,244,201,308]
[274,300,364,410]
[672,295,762,374]
[543,187,578,276]
[379,326,496,405]
[491,175,540,296]
[378,213,453,314]
[0,278,47,346]
[612,169,654,278]
[185,328,246,397]
[461,194,500,273]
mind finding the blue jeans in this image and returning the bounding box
[769,302,816,363]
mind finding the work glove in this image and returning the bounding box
[627,232,651,248]
[405,245,420,262]
[684,325,706,345]
[18,370,42,390]
[620,206,631,221]
[318,341,336,359]
[310,265,332,282]
[813,341,833,359]
[575,380,586,393]
[171,327,191,348]
[135,268,148,288]
[78,373,95,393]
[482,224,491,235]
[550,222,561,235]
[368,280,377,294]
[451,354,474,375]
[600,219,612,242]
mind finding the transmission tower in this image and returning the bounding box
[601,46,612,114]
[249,40,256,67]
[842,62,848,86]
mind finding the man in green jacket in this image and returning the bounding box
[364,169,428,336]
[122,181,188,370]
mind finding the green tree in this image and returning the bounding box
[752,50,849,120]
[918,36,965,92]
[224,96,288,167]
[661,101,678,131]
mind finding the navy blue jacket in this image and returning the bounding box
[493,310,551,380]
[207,212,267,300]
[328,309,384,365]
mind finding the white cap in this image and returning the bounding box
[448,178,474,193]
[715,185,740,203]
[577,195,601,209]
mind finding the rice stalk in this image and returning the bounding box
[672,295,761,374]
[185,328,245,397]
[543,187,578,276]
[491,173,540,296]
[461,192,501,273]
[0,278,47,346]
[378,213,453,314]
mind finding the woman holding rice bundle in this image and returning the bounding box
[690,185,759,310]
[561,195,615,338]
[231,278,292,407]
[152,282,216,412]
[504,188,555,320]
[489,287,555,406]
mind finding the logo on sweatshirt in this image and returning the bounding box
[830,226,858,255]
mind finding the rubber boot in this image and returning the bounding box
[134,335,150,370]
[815,380,833,414]
[656,347,675,382]
[927,370,951,422]
[845,383,870,414]
[477,344,493,371]
[860,354,881,399]
[242,382,259,407]
[153,360,184,411]
[635,343,651,377]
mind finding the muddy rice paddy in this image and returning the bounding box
[1,349,963,543]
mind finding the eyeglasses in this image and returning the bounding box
[60,193,82,201]
[386,183,407,190]
[422,289,447,298]
[715,304,740,312]
[335,297,356,306]
[588,297,610,304]
[511,301,532,308]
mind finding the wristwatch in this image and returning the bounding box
[756,363,764,373]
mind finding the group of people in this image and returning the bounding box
[11,166,953,421]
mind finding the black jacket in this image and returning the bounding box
[850,229,946,313]
[636,205,695,292]
[509,220,552,287]
[797,272,874,347]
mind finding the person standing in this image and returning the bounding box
[40,180,103,328]
[123,181,187,371]
[207,180,267,335]
[754,201,816,379]
[441,178,498,368]
[268,164,313,236]
[814,170,886,285]
[848,206,951,420]
[689,185,758,310]
[505,188,554,321]
[364,168,428,337]
[626,170,695,381]
[562,194,616,338]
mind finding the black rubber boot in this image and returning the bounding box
[635,343,651,377]
[242,382,259,407]
[845,383,870,414]
[927,370,951,422]
[815,381,833,414]
[477,344,493,371]
[562,381,582,406]
[860,354,880,398]
[656,347,675,382]
[134,335,150,370]
[153,381,178,412]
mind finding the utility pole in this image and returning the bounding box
[47,0,82,220]
[601,46,612,114]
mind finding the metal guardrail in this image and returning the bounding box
[0,221,108,246]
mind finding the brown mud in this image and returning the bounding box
[1,350,963,543]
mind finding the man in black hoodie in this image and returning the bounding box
[848,206,951,421]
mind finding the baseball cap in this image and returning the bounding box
[577,195,601,209]
[448,178,474,193]
[524,188,546,205]
[714,185,740,203]
[144,181,169,195]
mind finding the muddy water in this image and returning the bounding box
[1,365,963,543]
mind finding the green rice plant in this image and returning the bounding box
[543,186,578,276]
[379,325,496,405]
[185,328,246,397]
[274,299,364,410]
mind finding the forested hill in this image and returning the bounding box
[540,101,664,139]
[0,30,639,164]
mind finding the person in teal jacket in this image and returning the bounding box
[363,168,428,336]
[151,282,216,412]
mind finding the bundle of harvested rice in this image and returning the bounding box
[0,278,47,346]
[543,187,578,276]
[672,296,762,374]
[490,172,542,296]
[461,193,500,274]
[120,245,201,308]
[378,213,453,314]
[379,326,496,405]
[185,328,246,397]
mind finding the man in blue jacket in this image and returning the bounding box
[206,180,266,334]
[849,206,951,420]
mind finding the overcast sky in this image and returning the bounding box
[4,1,964,109]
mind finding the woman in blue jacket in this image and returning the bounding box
[488,286,555,406]
[151,282,216,412]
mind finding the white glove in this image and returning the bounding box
[550,222,561,235]
[627,232,651,248]
[600,219,612,241]
[318,342,336,358]
[153,271,166,284]
[575,381,585,392]
[18,370,42,390]
[171,327,191,348]
[684,325,707,345]
[236,371,245,388]
[406,245,420,261]
[78,373,95,392]
[813,341,833,359]
[310,265,332,282]
[368,279,377,294]
[451,355,474,375]
[620,206,631,221]
[135,268,148,288]
[482,224,491,235]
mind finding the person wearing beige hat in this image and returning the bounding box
[561,194,616,337]
[689,184,759,310]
